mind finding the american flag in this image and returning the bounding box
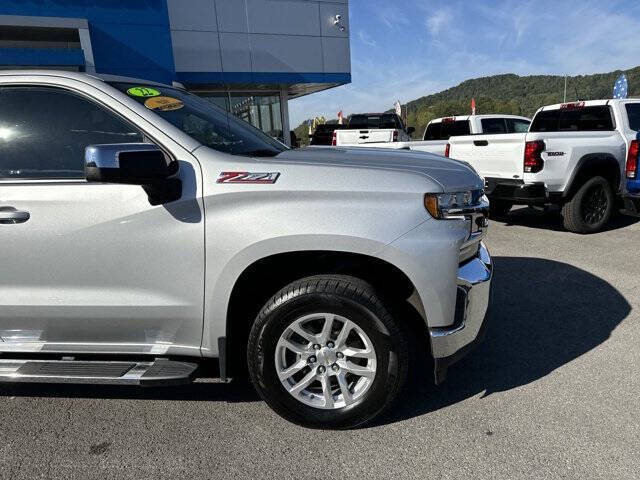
[613,74,628,99]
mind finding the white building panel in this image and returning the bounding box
[171,30,222,72]
[250,34,323,72]
[219,32,252,71]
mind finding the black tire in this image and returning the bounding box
[247,275,409,429]
[562,176,614,234]
[489,199,512,219]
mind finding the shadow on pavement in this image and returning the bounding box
[500,206,639,232]
[0,257,631,424]
[374,256,631,426]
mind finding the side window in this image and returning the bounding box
[440,120,471,139]
[625,103,640,132]
[481,118,508,134]
[0,87,143,179]
[507,119,531,133]
[424,123,441,140]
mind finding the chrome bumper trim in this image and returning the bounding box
[429,242,492,359]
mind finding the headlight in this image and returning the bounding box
[424,190,484,219]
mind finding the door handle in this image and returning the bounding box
[474,140,489,146]
[0,206,30,224]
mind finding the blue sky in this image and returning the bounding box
[289,0,640,127]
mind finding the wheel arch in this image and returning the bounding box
[563,153,621,198]
[223,250,427,378]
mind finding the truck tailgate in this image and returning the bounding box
[337,129,395,145]
[448,133,526,179]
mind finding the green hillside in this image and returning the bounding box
[404,67,640,138]
[293,66,640,144]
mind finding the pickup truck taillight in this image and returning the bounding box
[393,130,398,142]
[444,143,450,157]
[331,131,337,146]
[524,140,545,173]
[626,140,638,179]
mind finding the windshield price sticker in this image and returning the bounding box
[127,87,161,98]
[144,96,185,111]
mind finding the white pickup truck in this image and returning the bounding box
[447,100,640,233]
[335,114,531,156]
[332,113,414,146]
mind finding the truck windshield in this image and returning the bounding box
[530,106,614,132]
[110,83,287,157]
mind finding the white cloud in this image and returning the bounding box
[374,5,410,30]
[425,9,448,36]
[357,30,376,47]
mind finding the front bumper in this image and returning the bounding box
[430,242,493,384]
[485,177,547,204]
[622,193,640,217]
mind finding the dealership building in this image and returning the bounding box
[0,0,351,145]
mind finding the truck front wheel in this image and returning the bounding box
[562,176,614,233]
[247,275,409,429]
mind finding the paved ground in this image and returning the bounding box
[1,208,639,480]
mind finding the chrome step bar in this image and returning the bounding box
[0,358,198,386]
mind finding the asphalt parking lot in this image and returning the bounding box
[1,208,638,480]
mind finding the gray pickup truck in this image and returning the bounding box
[0,71,492,429]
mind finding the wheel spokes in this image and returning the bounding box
[342,346,376,360]
[318,314,334,345]
[342,361,376,378]
[336,372,354,405]
[334,319,354,349]
[275,312,377,410]
[320,375,334,408]
[289,323,316,344]
[280,339,308,355]
[288,369,316,395]
[278,359,307,381]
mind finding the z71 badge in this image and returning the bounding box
[217,171,281,184]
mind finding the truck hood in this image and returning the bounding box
[267,147,484,192]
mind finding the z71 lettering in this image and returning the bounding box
[217,172,281,184]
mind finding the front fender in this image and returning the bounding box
[199,191,429,356]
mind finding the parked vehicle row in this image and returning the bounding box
[333,114,531,155]
[0,70,492,429]
[447,100,640,233]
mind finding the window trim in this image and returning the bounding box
[531,105,616,133]
[0,82,170,185]
[624,102,640,132]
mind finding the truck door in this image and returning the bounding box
[0,85,204,356]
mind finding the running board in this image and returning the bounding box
[0,358,198,386]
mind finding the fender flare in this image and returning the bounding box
[563,153,621,198]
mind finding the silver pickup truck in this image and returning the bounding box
[0,71,492,429]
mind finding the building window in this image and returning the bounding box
[198,92,284,142]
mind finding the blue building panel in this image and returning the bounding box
[0,0,176,84]
[0,47,85,67]
[89,23,175,83]
[0,0,351,89]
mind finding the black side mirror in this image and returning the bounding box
[407,127,416,136]
[85,143,181,205]
[85,143,174,185]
